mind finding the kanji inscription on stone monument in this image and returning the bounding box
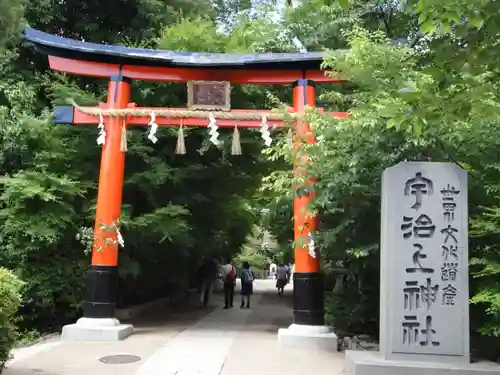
[380,162,469,362]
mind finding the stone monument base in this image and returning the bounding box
[277,324,338,352]
[345,350,500,375]
[62,317,134,341]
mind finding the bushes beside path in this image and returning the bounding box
[0,268,23,372]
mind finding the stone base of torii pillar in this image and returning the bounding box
[277,324,338,352]
[61,317,133,341]
[277,268,338,352]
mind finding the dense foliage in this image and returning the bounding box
[0,268,23,370]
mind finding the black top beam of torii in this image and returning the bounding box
[23,28,329,71]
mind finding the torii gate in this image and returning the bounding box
[24,28,345,350]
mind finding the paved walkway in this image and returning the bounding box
[4,280,344,375]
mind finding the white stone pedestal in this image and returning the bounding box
[277,324,338,352]
[61,317,134,341]
[345,351,500,375]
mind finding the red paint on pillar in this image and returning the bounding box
[91,80,131,266]
[293,82,320,273]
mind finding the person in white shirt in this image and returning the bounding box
[276,263,288,296]
[269,263,277,279]
[220,258,237,309]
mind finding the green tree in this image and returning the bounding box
[0,0,25,51]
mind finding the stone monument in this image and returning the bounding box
[345,162,500,375]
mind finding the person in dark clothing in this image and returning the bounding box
[240,261,255,308]
[198,258,217,307]
[276,263,288,296]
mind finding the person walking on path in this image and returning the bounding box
[220,258,237,309]
[276,263,288,296]
[198,257,217,307]
[240,261,255,309]
[269,262,277,279]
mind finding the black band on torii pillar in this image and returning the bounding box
[82,265,118,318]
[110,75,132,84]
[110,66,132,84]
[293,272,325,326]
[292,79,316,88]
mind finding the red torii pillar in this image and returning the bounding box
[277,79,338,351]
[292,79,322,325]
[63,76,134,340]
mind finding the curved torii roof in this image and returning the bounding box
[23,28,327,70]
